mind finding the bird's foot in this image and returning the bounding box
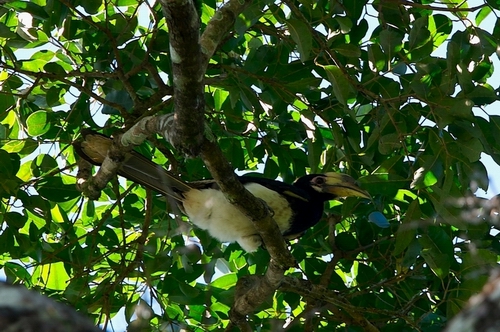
[256,197,274,217]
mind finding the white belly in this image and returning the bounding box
[182,183,292,252]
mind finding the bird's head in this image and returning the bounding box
[299,172,370,200]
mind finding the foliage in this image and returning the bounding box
[1,0,500,331]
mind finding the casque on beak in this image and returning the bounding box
[320,172,371,199]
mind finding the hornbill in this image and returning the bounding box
[74,131,370,252]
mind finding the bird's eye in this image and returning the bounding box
[313,176,326,185]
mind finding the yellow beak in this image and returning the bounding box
[321,172,371,199]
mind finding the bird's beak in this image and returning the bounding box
[321,172,371,199]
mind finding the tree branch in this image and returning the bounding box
[230,261,287,326]
[157,0,297,323]
[199,0,253,71]
[157,0,295,264]
[444,270,500,332]
[279,277,379,332]
[75,131,134,200]
[159,0,205,156]
[74,4,297,325]
[0,282,102,332]
[399,0,487,13]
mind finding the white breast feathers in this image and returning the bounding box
[181,183,292,252]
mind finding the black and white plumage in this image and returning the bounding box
[74,131,370,252]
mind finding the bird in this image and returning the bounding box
[74,130,371,252]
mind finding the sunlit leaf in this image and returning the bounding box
[476,6,493,25]
[26,110,51,136]
[37,262,69,290]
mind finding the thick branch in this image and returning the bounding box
[158,0,295,266]
[0,282,102,332]
[199,139,295,267]
[158,1,297,323]
[199,0,253,70]
[230,261,287,326]
[445,270,500,332]
[160,0,205,156]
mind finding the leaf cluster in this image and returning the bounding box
[1,0,500,331]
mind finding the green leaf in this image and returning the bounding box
[453,137,483,163]
[287,19,312,62]
[21,59,48,72]
[356,263,377,285]
[179,282,200,298]
[447,277,488,318]
[4,211,27,228]
[5,1,49,19]
[26,110,51,136]
[434,98,473,127]
[410,167,438,190]
[220,138,245,170]
[116,0,137,5]
[211,273,237,290]
[429,14,452,47]
[0,124,6,140]
[332,44,361,58]
[322,65,355,106]
[46,86,65,107]
[35,177,80,202]
[476,28,498,56]
[37,262,70,290]
[4,262,32,284]
[408,17,431,51]
[0,149,19,177]
[32,154,58,176]
[461,249,496,279]
[43,62,66,75]
[393,200,420,256]
[0,93,16,113]
[335,232,357,251]
[343,0,367,20]
[418,226,453,279]
[0,227,15,256]
[379,29,403,57]
[80,0,102,14]
[214,88,229,112]
[358,173,408,197]
[475,6,492,26]
[487,0,500,10]
[0,22,18,39]
[368,44,386,71]
[471,60,493,82]
[465,85,498,105]
[64,277,90,302]
[2,138,37,155]
[335,16,354,33]
[102,90,133,114]
[378,133,401,155]
[306,132,323,173]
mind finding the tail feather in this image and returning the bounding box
[74,130,191,199]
